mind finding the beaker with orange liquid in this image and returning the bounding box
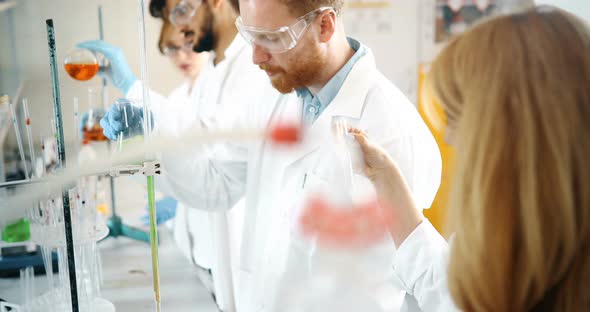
[82,89,108,142]
[64,49,100,81]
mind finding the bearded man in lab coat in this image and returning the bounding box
[86,0,287,310]
[235,0,443,311]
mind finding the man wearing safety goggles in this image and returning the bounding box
[236,0,442,311]
[147,0,294,311]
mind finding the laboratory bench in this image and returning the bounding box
[0,176,218,311]
[0,229,218,311]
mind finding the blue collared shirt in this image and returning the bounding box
[297,38,367,126]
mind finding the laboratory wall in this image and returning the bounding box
[343,0,590,107]
[535,0,590,22]
[2,0,587,156]
[0,5,18,100]
[342,1,421,103]
[0,0,184,149]
[1,0,425,154]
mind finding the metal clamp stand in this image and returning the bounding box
[102,161,160,243]
[95,4,152,245]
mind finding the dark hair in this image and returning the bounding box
[149,0,166,18]
[230,0,239,12]
[149,0,239,18]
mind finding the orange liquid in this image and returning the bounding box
[64,63,99,81]
[83,125,108,142]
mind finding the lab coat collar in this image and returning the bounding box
[295,38,368,124]
[314,47,376,121]
[295,37,366,107]
[280,47,378,167]
[209,33,248,65]
[225,33,248,60]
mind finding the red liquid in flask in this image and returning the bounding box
[64,63,99,81]
[83,125,108,142]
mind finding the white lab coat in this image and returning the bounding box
[131,35,284,312]
[237,48,443,312]
[127,78,217,271]
[393,219,458,312]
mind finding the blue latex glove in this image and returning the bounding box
[77,40,137,94]
[99,101,146,140]
[141,196,178,226]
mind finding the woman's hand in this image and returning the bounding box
[348,128,424,246]
[347,128,395,184]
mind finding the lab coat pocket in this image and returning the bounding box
[295,172,329,213]
[301,171,329,192]
[282,170,329,245]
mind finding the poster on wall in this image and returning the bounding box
[345,0,393,9]
[435,0,496,42]
[342,0,412,98]
[343,0,395,35]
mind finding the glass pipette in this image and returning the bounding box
[8,97,30,179]
[23,99,36,178]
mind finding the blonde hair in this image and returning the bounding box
[428,6,590,311]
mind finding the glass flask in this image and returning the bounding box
[270,116,398,312]
[63,49,100,81]
[82,89,108,142]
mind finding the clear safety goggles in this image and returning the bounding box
[169,0,202,26]
[235,7,333,54]
[162,39,195,57]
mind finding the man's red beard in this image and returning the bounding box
[259,48,326,94]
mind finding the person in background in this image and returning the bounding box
[318,6,590,311]
[90,0,288,309]
[142,19,217,294]
[78,11,216,296]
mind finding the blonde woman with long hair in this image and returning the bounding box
[304,6,590,311]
